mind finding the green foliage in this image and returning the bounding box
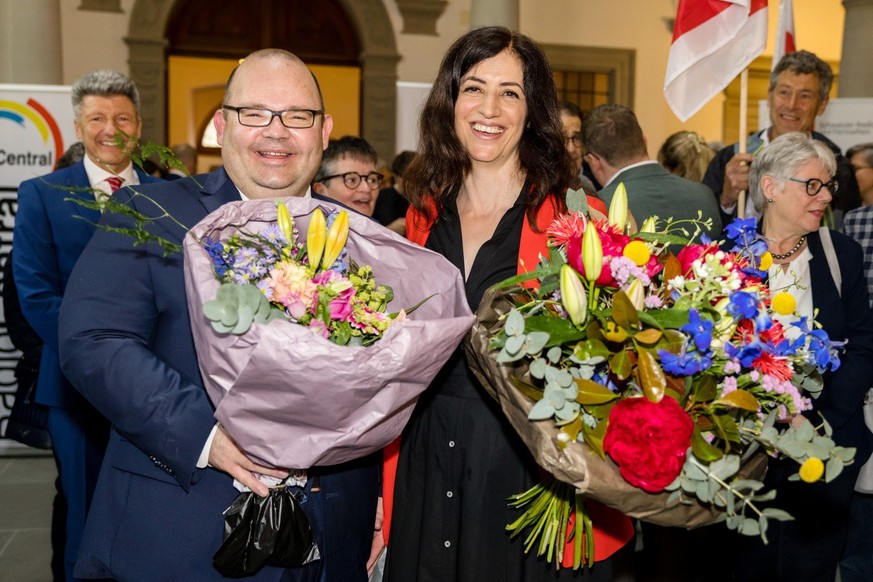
[203,283,283,334]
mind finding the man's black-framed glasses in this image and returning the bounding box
[564,134,582,148]
[787,177,839,196]
[320,172,384,190]
[223,105,323,129]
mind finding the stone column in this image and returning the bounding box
[0,0,62,83]
[470,0,519,29]
[839,0,873,97]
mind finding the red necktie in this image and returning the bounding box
[106,176,123,192]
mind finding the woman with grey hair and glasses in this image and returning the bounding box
[718,132,873,581]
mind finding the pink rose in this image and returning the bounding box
[603,396,693,492]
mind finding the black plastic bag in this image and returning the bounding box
[4,354,52,450]
[213,483,321,577]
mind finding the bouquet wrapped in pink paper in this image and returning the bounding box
[184,197,474,468]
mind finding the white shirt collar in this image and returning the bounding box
[83,155,139,199]
[236,186,313,201]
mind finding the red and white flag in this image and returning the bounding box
[664,0,769,121]
[772,0,796,71]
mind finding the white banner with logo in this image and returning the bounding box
[0,84,75,452]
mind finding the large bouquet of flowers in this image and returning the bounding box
[466,187,855,568]
[184,197,475,469]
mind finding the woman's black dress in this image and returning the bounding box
[384,195,613,582]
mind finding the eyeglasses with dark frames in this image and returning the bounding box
[564,134,583,148]
[223,105,323,129]
[787,177,839,196]
[319,171,384,190]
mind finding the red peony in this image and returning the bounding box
[603,396,693,493]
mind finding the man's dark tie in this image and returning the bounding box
[106,176,123,192]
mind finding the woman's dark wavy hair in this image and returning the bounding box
[404,26,573,226]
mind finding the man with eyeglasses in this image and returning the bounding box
[58,49,379,580]
[559,100,602,195]
[704,50,860,225]
[313,136,383,217]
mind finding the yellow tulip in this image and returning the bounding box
[581,221,603,283]
[276,201,295,243]
[608,182,629,232]
[307,208,326,269]
[560,264,588,326]
[322,210,349,269]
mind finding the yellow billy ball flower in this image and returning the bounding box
[759,251,773,270]
[771,292,797,315]
[799,457,825,483]
[623,240,651,267]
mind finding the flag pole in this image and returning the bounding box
[737,68,749,218]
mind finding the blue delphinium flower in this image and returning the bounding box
[682,309,713,353]
[204,236,232,278]
[659,347,712,376]
[727,290,759,320]
[724,218,768,278]
[791,316,843,372]
[725,217,757,242]
[724,341,763,369]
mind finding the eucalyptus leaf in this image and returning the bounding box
[529,358,547,379]
[528,398,557,421]
[504,334,525,356]
[738,517,760,537]
[566,187,590,215]
[524,331,550,355]
[496,347,525,363]
[825,457,844,482]
[547,346,563,364]
[709,455,740,480]
[505,309,526,336]
[761,508,794,521]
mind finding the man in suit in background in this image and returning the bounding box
[583,104,722,241]
[13,69,158,581]
[58,49,379,581]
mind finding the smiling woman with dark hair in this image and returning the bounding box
[383,26,631,582]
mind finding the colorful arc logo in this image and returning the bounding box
[0,98,65,169]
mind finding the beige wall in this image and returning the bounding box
[59,0,136,84]
[56,0,846,155]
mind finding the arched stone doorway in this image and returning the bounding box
[126,0,400,157]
